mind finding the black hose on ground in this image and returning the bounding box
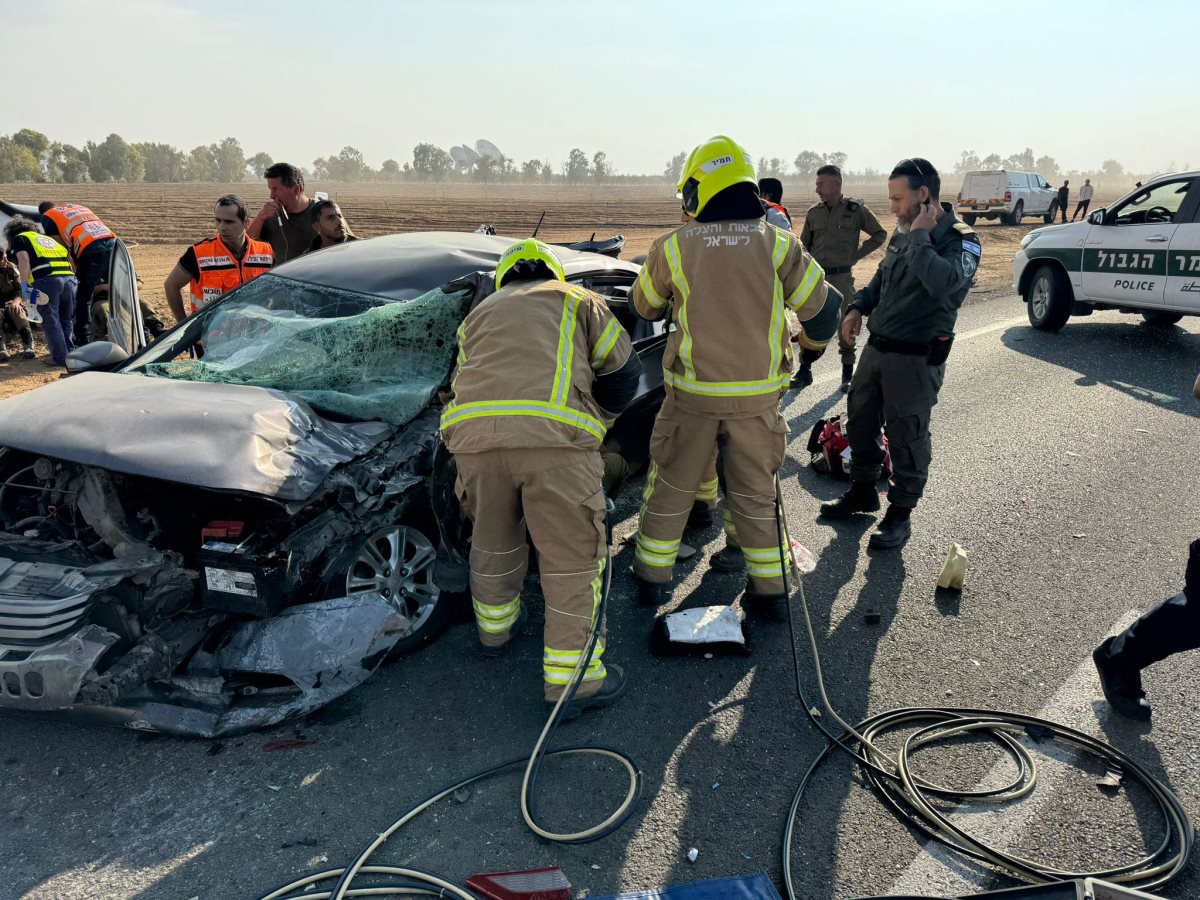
[770,475,1193,898]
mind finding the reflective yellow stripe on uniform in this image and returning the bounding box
[722,508,739,541]
[441,400,606,442]
[635,532,681,569]
[741,545,788,579]
[473,594,521,634]
[543,559,607,686]
[551,289,581,406]
[590,317,623,369]
[785,258,824,311]
[696,477,719,503]
[662,370,790,397]
[664,234,696,381]
[637,266,668,309]
[767,229,790,383]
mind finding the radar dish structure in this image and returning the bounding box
[475,139,504,163]
[450,144,481,172]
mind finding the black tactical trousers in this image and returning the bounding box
[1109,539,1200,671]
[846,343,944,507]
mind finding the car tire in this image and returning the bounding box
[1025,264,1072,331]
[332,521,451,658]
[1006,202,1024,226]
[1043,201,1058,224]
[962,214,977,226]
[1141,311,1184,327]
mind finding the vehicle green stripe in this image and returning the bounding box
[1083,248,1166,276]
[1028,247,1083,269]
[1168,252,1200,277]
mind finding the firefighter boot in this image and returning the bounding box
[552,663,629,721]
[743,586,789,622]
[1093,637,1152,720]
[686,500,714,531]
[819,480,880,519]
[709,544,746,574]
[868,504,912,550]
[790,363,813,390]
[634,574,668,607]
[840,363,854,393]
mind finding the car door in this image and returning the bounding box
[1035,175,1054,214]
[105,238,147,354]
[1080,177,1195,306]
[1164,180,1200,311]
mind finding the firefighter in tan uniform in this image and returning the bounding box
[441,239,643,717]
[794,164,887,392]
[631,136,842,620]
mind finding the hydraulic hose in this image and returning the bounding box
[257,552,643,900]
[770,475,1193,898]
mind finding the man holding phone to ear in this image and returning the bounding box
[820,158,980,550]
[248,162,317,264]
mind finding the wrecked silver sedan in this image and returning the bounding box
[0,232,664,737]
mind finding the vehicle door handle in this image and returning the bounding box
[1143,235,1169,242]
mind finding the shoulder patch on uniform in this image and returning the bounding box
[962,240,981,257]
[846,200,860,211]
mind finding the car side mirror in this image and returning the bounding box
[1087,208,1107,225]
[65,341,130,374]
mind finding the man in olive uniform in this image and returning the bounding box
[794,164,887,392]
[820,158,979,550]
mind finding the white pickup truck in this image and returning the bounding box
[956,170,1058,226]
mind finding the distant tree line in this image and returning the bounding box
[1,129,1164,186]
[0,128,625,185]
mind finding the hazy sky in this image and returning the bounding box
[8,0,1195,178]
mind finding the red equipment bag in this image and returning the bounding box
[806,415,891,478]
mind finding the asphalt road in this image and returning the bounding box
[3,290,1199,900]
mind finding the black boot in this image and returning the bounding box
[550,663,629,721]
[1093,637,1152,720]
[790,363,813,389]
[819,480,880,519]
[744,587,789,622]
[686,500,714,531]
[868,504,912,549]
[635,576,668,607]
[709,544,745,573]
[840,362,854,393]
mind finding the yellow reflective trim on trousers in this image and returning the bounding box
[664,235,696,382]
[772,229,790,270]
[662,369,789,397]
[637,266,667,309]
[440,400,606,442]
[696,478,719,502]
[545,664,606,685]
[591,316,623,369]
[741,546,788,561]
[747,561,784,578]
[639,462,660,519]
[473,595,521,633]
[786,258,824,310]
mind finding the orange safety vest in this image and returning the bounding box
[41,204,116,257]
[188,235,274,312]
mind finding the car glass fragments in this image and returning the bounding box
[137,278,474,426]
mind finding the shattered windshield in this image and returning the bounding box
[129,274,472,426]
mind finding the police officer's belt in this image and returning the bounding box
[867,334,930,356]
[825,265,852,275]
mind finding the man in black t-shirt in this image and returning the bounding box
[247,162,316,263]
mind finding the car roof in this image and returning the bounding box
[269,231,640,301]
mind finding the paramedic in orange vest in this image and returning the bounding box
[38,200,117,345]
[163,195,274,324]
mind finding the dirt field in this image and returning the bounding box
[0,182,1117,402]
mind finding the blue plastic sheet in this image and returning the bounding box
[591,873,782,900]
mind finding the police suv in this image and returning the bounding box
[1013,171,1200,330]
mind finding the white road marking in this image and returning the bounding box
[883,609,1141,897]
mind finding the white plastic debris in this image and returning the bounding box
[664,605,745,646]
[687,848,699,863]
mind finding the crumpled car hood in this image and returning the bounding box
[0,372,392,501]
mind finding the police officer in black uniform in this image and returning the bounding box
[820,158,980,550]
[1093,371,1200,720]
